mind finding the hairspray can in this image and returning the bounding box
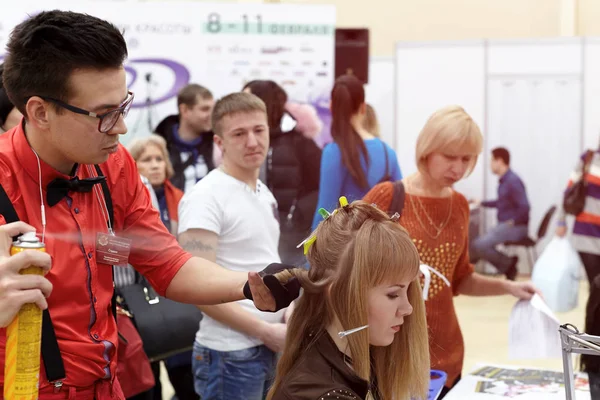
[4,231,45,400]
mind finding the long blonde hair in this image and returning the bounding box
[268,201,430,400]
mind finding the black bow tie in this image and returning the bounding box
[46,176,106,207]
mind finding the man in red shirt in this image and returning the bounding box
[0,10,299,399]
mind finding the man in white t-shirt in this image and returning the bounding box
[178,92,288,399]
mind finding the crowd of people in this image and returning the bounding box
[0,8,599,400]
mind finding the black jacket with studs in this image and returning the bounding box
[270,332,377,400]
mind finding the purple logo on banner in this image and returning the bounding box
[125,58,190,108]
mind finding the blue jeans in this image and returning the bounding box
[470,222,529,273]
[192,343,276,400]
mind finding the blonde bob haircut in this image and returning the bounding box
[267,201,430,400]
[416,105,483,178]
[127,134,175,180]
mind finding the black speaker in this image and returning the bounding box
[335,28,370,84]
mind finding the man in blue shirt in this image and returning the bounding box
[471,147,530,280]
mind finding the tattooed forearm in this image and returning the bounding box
[181,239,215,253]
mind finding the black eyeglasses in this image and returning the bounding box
[37,91,134,133]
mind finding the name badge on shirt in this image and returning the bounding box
[96,233,132,265]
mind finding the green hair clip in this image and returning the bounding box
[318,208,330,219]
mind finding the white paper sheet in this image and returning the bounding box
[508,294,562,360]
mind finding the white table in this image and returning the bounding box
[444,363,591,400]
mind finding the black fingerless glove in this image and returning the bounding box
[243,263,301,312]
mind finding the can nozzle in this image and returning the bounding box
[19,231,39,243]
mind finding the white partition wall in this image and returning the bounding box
[365,57,396,148]
[395,41,486,200]
[485,39,583,253]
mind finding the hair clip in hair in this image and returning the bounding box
[338,325,369,338]
[390,212,400,222]
[297,234,313,248]
[297,234,317,255]
[303,235,317,255]
[339,196,349,207]
[318,208,331,220]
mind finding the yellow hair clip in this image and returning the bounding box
[339,196,348,207]
[303,235,317,255]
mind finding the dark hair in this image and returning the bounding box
[331,75,368,188]
[177,84,213,108]
[242,80,287,133]
[491,147,510,166]
[3,10,128,117]
[0,64,15,126]
[582,275,600,372]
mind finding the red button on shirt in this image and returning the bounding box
[0,123,192,389]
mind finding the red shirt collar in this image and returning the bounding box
[12,120,81,189]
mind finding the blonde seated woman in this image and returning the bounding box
[267,199,430,400]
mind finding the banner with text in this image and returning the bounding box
[0,1,335,144]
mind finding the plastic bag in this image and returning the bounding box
[508,294,562,359]
[531,237,581,313]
